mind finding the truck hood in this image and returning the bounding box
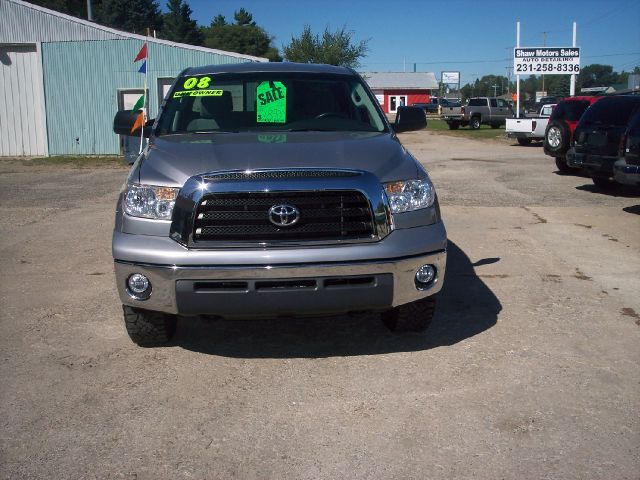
[137,131,421,187]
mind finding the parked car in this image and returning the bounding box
[444,97,513,130]
[412,97,460,114]
[543,96,601,172]
[566,95,640,189]
[111,62,447,346]
[505,103,555,145]
[612,109,640,188]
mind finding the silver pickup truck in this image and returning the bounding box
[443,97,514,130]
[112,62,447,346]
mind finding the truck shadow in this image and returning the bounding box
[175,240,501,358]
[576,184,640,198]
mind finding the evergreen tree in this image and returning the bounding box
[162,0,203,46]
[97,0,163,35]
[201,9,281,61]
[233,8,254,26]
[26,0,102,20]
[283,25,368,69]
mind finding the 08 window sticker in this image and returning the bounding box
[173,76,223,98]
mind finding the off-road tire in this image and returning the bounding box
[448,122,460,130]
[591,175,618,190]
[123,305,177,346]
[490,122,501,129]
[382,296,437,333]
[517,137,532,146]
[544,121,570,155]
[555,156,572,173]
[469,116,481,130]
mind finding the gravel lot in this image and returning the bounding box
[1,132,639,479]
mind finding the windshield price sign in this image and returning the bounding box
[514,47,580,74]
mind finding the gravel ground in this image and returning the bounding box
[0,132,638,479]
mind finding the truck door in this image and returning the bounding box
[496,98,510,120]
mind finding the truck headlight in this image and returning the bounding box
[123,183,179,220]
[384,178,435,213]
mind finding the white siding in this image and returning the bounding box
[0,44,48,156]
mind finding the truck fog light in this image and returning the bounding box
[127,273,152,300]
[415,264,436,288]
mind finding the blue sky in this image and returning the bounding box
[183,0,640,85]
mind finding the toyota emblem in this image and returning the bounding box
[268,204,300,227]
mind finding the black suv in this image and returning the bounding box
[613,109,640,188]
[566,95,640,189]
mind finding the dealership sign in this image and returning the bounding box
[441,71,460,84]
[513,47,580,74]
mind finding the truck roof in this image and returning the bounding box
[185,62,355,76]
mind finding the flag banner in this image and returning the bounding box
[131,111,145,134]
[138,61,146,74]
[132,94,145,112]
[134,43,147,62]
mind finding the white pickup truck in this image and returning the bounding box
[505,104,555,145]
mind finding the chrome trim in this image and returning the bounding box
[169,168,392,248]
[114,250,446,314]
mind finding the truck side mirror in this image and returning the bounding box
[393,106,427,133]
[113,110,153,137]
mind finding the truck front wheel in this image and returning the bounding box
[123,305,177,346]
[448,122,460,130]
[517,137,532,146]
[469,117,481,129]
[382,296,437,332]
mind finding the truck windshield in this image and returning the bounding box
[155,72,387,135]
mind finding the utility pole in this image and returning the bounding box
[542,31,548,93]
[86,0,93,20]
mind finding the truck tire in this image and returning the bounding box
[448,122,460,130]
[544,121,569,155]
[517,137,532,146]
[555,156,572,173]
[469,116,481,130]
[490,123,501,129]
[123,305,177,346]
[382,296,436,333]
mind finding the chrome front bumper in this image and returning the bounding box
[114,250,446,316]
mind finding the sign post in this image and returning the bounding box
[516,21,520,118]
[514,22,579,118]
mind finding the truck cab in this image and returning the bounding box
[112,62,447,346]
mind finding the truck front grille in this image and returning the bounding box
[193,190,375,243]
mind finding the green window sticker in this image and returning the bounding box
[173,75,223,98]
[256,81,287,123]
[173,89,223,98]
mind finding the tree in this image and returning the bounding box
[201,9,281,61]
[283,25,369,69]
[577,64,618,89]
[162,0,203,46]
[233,7,254,26]
[459,74,509,100]
[26,0,102,19]
[97,0,163,34]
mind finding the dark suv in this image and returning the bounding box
[567,95,640,189]
[544,96,601,172]
[613,109,640,188]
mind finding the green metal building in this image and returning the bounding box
[0,0,267,156]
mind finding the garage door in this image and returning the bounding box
[0,44,48,156]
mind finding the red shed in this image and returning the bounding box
[362,72,440,113]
